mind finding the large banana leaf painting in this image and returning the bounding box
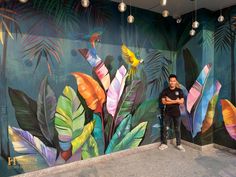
[180,64,222,138]
[8,60,148,171]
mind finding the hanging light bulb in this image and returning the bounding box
[218,10,224,23]
[127,0,134,24]
[162,10,169,18]
[127,15,134,23]
[192,0,200,29]
[81,0,90,8]
[160,0,167,6]
[218,15,224,22]
[192,21,199,29]
[19,0,28,3]
[118,1,127,12]
[189,29,196,36]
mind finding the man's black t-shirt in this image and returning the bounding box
[161,87,184,117]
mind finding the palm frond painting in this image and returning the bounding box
[22,19,63,75]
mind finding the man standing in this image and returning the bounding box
[159,74,185,152]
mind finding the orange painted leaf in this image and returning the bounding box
[221,99,236,140]
[71,72,106,113]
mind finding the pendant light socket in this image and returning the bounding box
[160,0,167,6]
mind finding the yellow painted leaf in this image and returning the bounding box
[0,22,3,44]
[71,120,95,154]
[201,94,219,133]
[2,21,14,39]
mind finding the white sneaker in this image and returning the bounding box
[176,145,185,152]
[159,144,168,150]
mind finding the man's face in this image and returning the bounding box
[169,77,177,88]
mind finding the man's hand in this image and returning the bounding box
[165,97,171,101]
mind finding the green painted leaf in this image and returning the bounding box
[71,120,95,154]
[55,86,85,152]
[8,87,52,147]
[113,122,148,152]
[37,76,57,144]
[82,135,99,160]
[92,114,104,155]
[115,80,142,127]
[132,99,158,127]
[105,115,132,154]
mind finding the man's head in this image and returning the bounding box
[168,74,178,89]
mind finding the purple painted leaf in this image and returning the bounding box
[106,65,127,117]
[37,76,57,144]
[9,126,57,166]
[187,64,212,113]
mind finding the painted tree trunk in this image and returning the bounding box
[0,32,9,160]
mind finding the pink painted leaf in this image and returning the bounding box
[78,48,110,90]
[179,84,192,132]
[187,64,212,113]
[106,65,127,117]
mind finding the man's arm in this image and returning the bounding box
[162,97,184,105]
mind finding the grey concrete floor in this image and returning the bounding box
[17,143,236,177]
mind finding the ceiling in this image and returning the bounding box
[111,0,236,18]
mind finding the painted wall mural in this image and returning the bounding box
[0,0,235,176]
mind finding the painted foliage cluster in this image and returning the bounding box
[0,0,235,176]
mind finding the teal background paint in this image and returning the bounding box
[0,1,235,176]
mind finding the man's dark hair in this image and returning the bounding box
[169,74,178,80]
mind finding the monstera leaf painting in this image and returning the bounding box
[9,126,57,167]
[54,86,94,160]
[221,99,236,141]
